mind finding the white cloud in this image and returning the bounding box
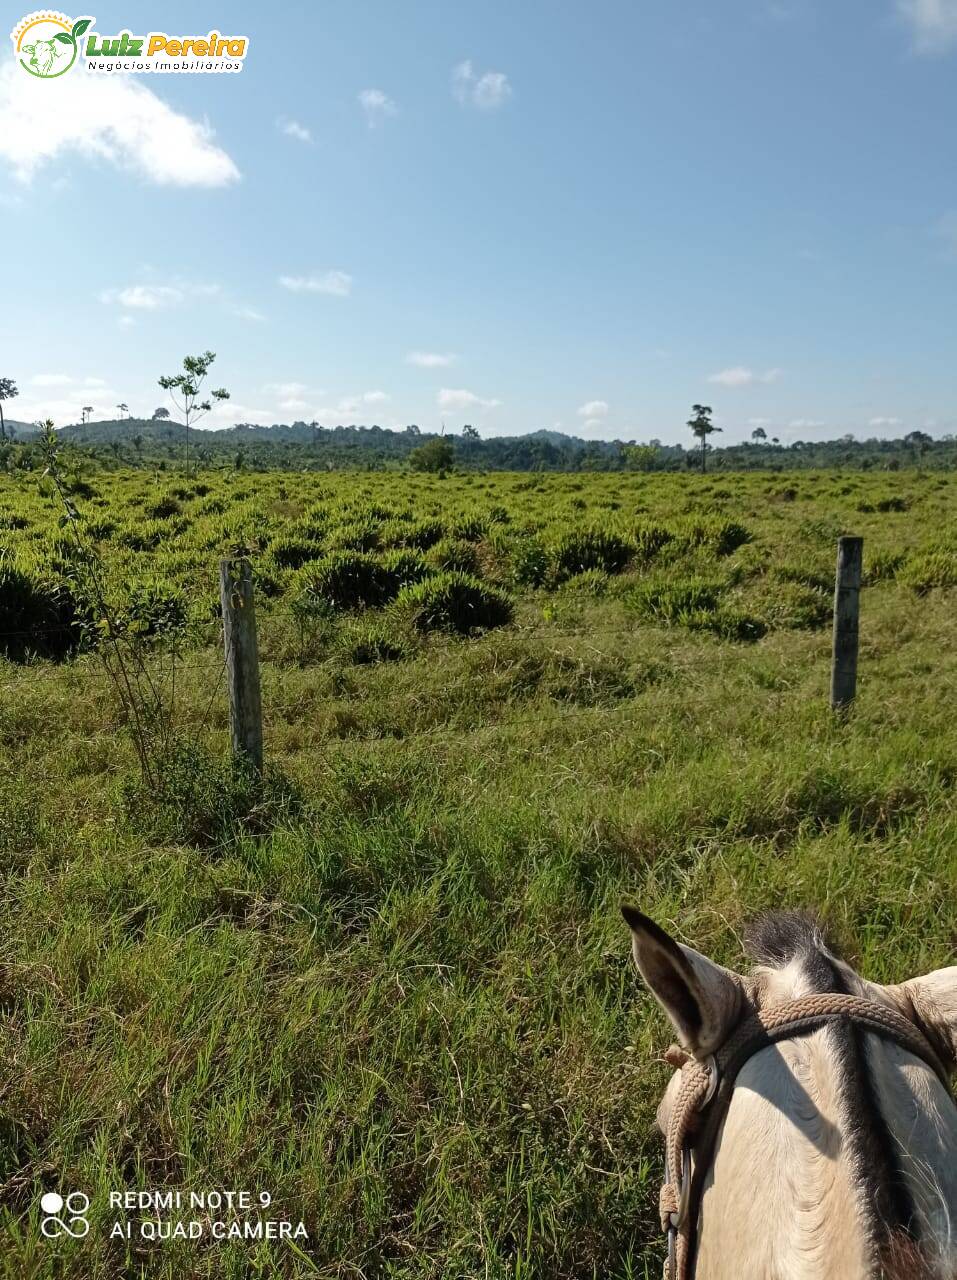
[280,397,310,412]
[363,390,389,405]
[583,419,603,431]
[0,59,239,186]
[31,373,74,387]
[747,417,772,427]
[897,0,957,52]
[452,60,512,110]
[359,89,397,127]
[708,366,782,387]
[234,305,266,322]
[577,399,609,418]
[118,315,135,328]
[277,117,312,144]
[84,377,107,387]
[99,285,183,310]
[788,418,825,429]
[265,381,310,398]
[438,388,501,411]
[279,270,352,297]
[868,416,903,427]
[407,351,456,368]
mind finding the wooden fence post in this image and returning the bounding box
[220,556,263,771]
[830,536,863,713]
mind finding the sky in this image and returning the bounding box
[2,0,957,444]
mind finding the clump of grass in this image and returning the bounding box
[296,551,388,611]
[899,551,957,593]
[121,739,303,849]
[671,516,751,556]
[0,561,79,661]
[553,529,634,577]
[560,568,609,597]
[394,571,514,634]
[345,621,414,665]
[628,574,725,622]
[267,533,325,569]
[427,537,481,576]
[116,577,189,639]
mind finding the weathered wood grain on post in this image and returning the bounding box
[220,557,263,771]
[830,536,863,712]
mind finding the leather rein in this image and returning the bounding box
[657,992,953,1280]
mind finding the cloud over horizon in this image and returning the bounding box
[0,59,239,186]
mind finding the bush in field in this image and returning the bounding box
[0,562,79,661]
[396,518,445,550]
[117,578,189,639]
[628,574,724,622]
[394,572,514,635]
[327,520,381,552]
[268,534,325,570]
[297,551,386,610]
[409,437,455,473]
[899,551,957,594]
[145,494,181,519]
[345,622,413,665]
[672,517,751,556]
[379,549,433,596]
[449,514,487,542]
[428,537,480,575]
[863,550,905,584]
[122,739,302,849]
[560,568,609,596]
[553,529,634,577]
[511,536,550,587]
[632,522,674,561]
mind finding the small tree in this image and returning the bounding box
[751,425,767,442]
[0,377,18,441]
[622,443,659,472]
[117,402,129,419]
[158,350,230,479]
[152,407,171,421]
[409,437,455,473]
[462,424,479,439]
[687,403,721,472]
[81,405,94,424]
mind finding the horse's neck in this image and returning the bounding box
[693,1030,957,1280]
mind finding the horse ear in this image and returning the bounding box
[883,967,957,1074]
[622,906,744,1057]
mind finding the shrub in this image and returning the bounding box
[117,578,189,639]
[427,537,480,575]
[394,572,514,635]
[122,739,302,849]
[511,537,550,587]
[0,562,79,661]
[327,520,381,553]
[399,518,446,550]
[145,494,181,519]
[296,551,386,611]
[553,529,634,577]
[449,514,487,542]
[409,438,455,473]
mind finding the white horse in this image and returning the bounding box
[623,908,957,1279]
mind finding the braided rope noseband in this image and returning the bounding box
[657,992,953,1280]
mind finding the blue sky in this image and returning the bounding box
[2,0,957,443]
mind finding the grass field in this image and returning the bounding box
[1,465,956,1278]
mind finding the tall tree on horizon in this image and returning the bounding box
[0,377,18,441]
[158,351,230,479]
[687,404,721,472]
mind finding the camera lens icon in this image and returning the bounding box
[41,1191,90,1238]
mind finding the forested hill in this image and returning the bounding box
[3,417,955,472]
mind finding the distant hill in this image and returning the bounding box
[4,415,953,473]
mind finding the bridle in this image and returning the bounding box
[656,991,954,1280]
